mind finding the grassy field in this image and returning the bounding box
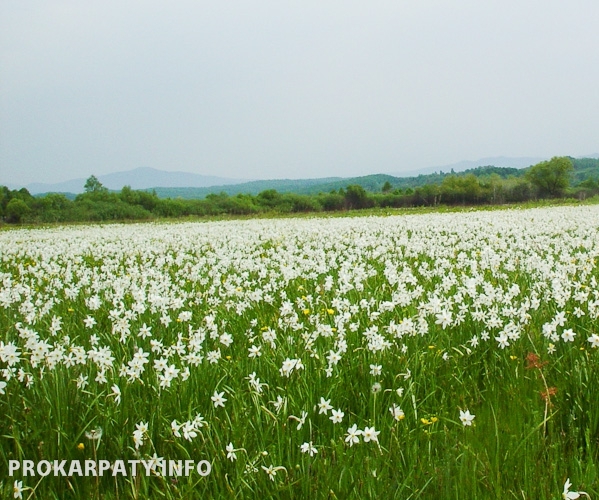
[1,205,598,499]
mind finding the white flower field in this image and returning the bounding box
[1,206,599,498]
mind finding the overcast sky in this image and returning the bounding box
[1,0,598,186]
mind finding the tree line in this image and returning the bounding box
[2,157,598,224]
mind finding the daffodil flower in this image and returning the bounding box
[563,478,589,499]
[459,409,475,426]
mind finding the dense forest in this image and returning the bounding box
[2,157,598,224]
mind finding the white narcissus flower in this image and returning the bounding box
[300,441,318,457]
[83,315,96,328]
[182,421,197,441]
[362,426,380,443]
[317,397,332,415]
[248,345,261,358]
[111,384,121,405]
[459,409,475,426]
[345,424,362,447]
[330,409,344,424]
[563,477,589,499]
[587,334,599,348]
[171,420,182,438]
[133,430,144,449]
[289,411,308,430]
[389,404,405,421]
[226,442,237,461]
[13,480,24,499]
[76,374,88,390]
[211,391,227,408]
[138,323,152,338]
[262,465,286,481]
[271,395,285,413]
[369,364,382,376]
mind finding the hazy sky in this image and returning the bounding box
[1,0,598,186]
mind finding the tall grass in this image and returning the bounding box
[1,206,598,498]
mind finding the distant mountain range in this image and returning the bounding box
[149,168,523,199]
[13,154,599,198]
[22,167,247,195]
[142,156,555,198]
[139,156,599,199]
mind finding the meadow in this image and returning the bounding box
[1,205,598,499]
